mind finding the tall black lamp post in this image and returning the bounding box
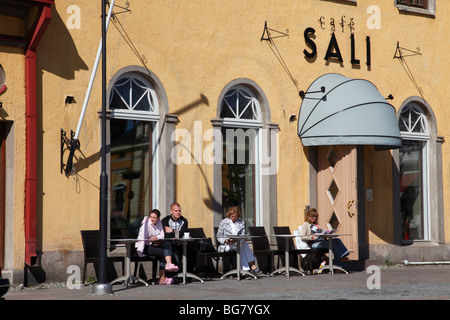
[92,0,112,295]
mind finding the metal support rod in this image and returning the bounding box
[403,260,450,266]
[93,0,112,295]
[74,0,115,140]
[64,0,115,177]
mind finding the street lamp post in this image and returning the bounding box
[92,0,112,295]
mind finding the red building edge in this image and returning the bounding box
[0,0,54,266]
[25,1,53,266]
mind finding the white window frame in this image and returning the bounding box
[109,74,161,209]
[396,0,436,17]
[110,74,160,122]
[219,85,263,227]
[399,103,430,241]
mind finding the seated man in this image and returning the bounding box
[161,202,199,274]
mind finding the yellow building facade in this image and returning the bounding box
[0,0,449,283]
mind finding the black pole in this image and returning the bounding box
[93,0,112,295]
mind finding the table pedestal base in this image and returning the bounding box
[319,265,348,275]
[221,269,257,281]
[110,242,149,288]
[220,237,257,281]
[324,235,348,275]
[176,272,204,285]
[111,275,148,288]
[270,267,305,278]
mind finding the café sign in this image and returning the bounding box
[303,16,371,67]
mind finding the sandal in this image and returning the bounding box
[165,263,179,272]
[159,277,173,285]
[250,267,263,274]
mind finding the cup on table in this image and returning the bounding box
[174,230,180,239]
[183,232,190,239]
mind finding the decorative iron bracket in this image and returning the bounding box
[61,129,79,176]
[260,21,289,42]
[393,41,421,59]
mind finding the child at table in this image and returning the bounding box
[136,209,179,285]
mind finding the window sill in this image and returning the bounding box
[396,5,435,17]
[401,240,438,246]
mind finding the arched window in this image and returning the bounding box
[218,84,263,230]
[398,102,429,241]
[213,80,277,237]
[108,71,164,238]
[219,85,261,123]
[109,74,159,120]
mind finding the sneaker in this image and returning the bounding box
[165,264,179,272]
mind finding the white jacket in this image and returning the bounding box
[135,216,164,256]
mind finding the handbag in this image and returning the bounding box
[198,238,216,253]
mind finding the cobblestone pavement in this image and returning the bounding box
[3,264,450,301]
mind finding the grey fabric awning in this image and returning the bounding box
[297,73,402,149]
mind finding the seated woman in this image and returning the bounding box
[216,206,262,274]
[136,209,179,285]
[299,208,350,267]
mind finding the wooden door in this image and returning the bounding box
[317,145,358,259]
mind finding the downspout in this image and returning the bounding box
[24,4,52,266]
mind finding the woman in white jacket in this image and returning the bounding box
[136,209,179,285]
[216,206,262,274]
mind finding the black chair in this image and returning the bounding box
[80,230,125,283]
[273,226,313,270]
[248,226,279,274]
[120,229,160,284]
[187,227,234,279]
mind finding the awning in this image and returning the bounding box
[297,73,402,149]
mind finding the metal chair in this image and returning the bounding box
[187,227,234,279]
[120,228,160,284]
[248,226,279,274]
[273,226,316,270]
[80,230,125,283]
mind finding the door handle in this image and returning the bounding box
[347,200,356,217]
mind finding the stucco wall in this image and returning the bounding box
[2,0,449,281]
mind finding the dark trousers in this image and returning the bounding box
[171,243,199,273]
[145,241,173,269]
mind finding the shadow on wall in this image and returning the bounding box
[33,6,88,267]
[38,6,88,79]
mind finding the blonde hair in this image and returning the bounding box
[226,206,241,219]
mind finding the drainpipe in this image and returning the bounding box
[24,3,52,266]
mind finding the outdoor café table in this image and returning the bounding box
[220,235,259,281]
[167,237,204,285]
[315,233,349,275]
[268,234,305,278]
[109,238,149,288]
